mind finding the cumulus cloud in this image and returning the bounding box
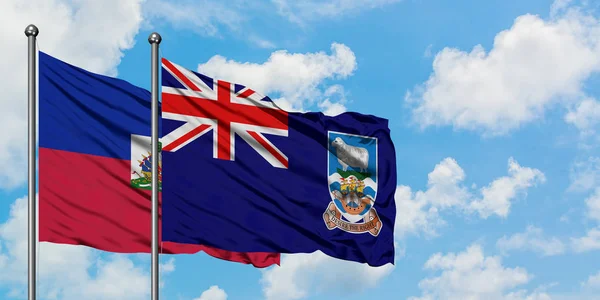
[0,195,165,299]
[405,3,600,136]
[496,226,566,257]
[194,285,228,300]
[316,85,348,116]
[394,158,469,238]
[260,251,394,300]
[468,158,546,218]
[0,0,145,189]
[571,228,600,253]
[408,244,546,300]
[395,157,545,238]
[196,42,357,113]
[394,184,446,239]
[272,0,402,25]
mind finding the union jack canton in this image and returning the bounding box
[160,58,289,169]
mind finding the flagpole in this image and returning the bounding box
[148,32,162,300]
[25,24,39,300]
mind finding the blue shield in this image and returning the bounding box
[324,131,382,236]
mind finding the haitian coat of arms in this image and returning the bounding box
[323,131,382,236]
[130,134,162,191]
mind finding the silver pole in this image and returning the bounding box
[25,24,38,300]
[148,32,161,300]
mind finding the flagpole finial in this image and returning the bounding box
[148,32,161,44]
[24,24,39,37]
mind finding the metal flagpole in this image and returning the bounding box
[25,24,39,300]
[148,32,162,300]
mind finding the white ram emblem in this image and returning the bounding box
[331,137,369,172]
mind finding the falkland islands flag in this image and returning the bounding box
[160,58,397,266]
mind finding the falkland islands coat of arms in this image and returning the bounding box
[130,134,161,190]
[323,131,382,236]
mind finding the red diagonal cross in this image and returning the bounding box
[162,80,288,161]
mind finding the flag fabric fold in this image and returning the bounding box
[160,58,397,267]
[38,51,280,268]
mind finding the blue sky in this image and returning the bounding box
[1,0,600,299]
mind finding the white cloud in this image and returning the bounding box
[272,0,402,25]
[468,158,546,219]
[71,255,150,299]
[394,157,469,238]
[422,157,471,209]
[0,0,145,189]
[569,156,600,192]
[585,188,600,222]
[496,225,566,256]
[196,42,357,113]
[571,228,600,253]
[405,3,600,136]
[194,285,228,300]
[394,185,446,239]
[317,85,348,116]
[581,271,600,290]
[259,251,394,300]
[160,257,175,273]
[0,195,161,299]
[396,157,545,238]
[409,243,543,300]
[564,97,600,137]
[318,99,347,116]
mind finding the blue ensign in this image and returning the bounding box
[160,58,397,266]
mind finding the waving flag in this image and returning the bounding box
[161,58,397,266]
[38,51,279,268]
[160,58,289,168]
